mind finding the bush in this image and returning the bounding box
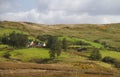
[76,41,90,45]
[102,56,120,68]
[3,52,11,59]
[89,48,101,60]
[102,56,116,64]
[93,39,100,43]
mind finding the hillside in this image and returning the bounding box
[0,21,120,77]
[0,21,120,47]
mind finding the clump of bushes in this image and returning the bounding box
[102,56,120,68]
[102,56,116,63]
[3,52,11,59]
[89,48,101,61]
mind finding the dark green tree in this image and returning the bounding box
[89,48,101,60]
[1,31,28,48]
[62,38,68,51]
[37,35,51,42]
[48,36,62,59]
[46,36,53,48]
[1,34,9,44]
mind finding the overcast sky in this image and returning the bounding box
[0,0,120,24]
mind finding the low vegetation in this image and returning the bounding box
[89,49,102,60]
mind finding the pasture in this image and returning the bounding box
[100,50,120,60]
[59,36,102,48]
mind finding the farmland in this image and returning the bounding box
[0,21,120,77]
[100,50,120,60]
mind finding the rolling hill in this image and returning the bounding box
[0,21,120,77]
[0,21,120,47]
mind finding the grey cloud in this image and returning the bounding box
[37,0,120,16]
[1,0,120,24]
[0,0,20,14]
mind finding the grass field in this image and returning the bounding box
[0,28,22,36]
[9,48,49,61]
[78,49,120,61]
[0,47,72,62]
[59,36,102,48]
[100,50,120,60]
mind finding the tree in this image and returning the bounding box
[48,36,62,59]
[46,36,53,48]
[62,38,68,51]
[1,34,9,44]
[89,48,101,60]
[37,35,51,42]
[1,31,28,48]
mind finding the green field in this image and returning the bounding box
[100,50,120,60]
[80,49,120,61]
[59,36,102,48]
[0,27,29,38]
[0,47,72,62]
[9,48,49,61]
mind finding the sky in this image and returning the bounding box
[0,0,120,24]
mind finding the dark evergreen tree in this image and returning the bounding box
[62,38,68,51]
[1,31,28,48]
[48,36,62,59]
[1,34,9,44]
[46,36,53,48]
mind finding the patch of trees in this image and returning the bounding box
[102,56,120,68]
[62,38,68,51]
[1,31,28,48]
[37,35,51,42]
[47,36,62,59]
[37,34,68,48]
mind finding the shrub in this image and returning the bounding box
[89,48,101,60]
[93,39,100,43]
[76,41,90,45]
[102,56,120,68]
[3,52,11,58]
[102,56,116,64]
